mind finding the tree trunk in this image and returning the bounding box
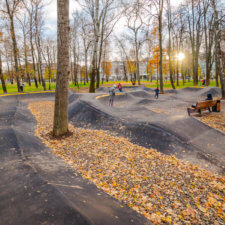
[0,53,7,93]
[158,1,164,93]
[8,13,20,92]
[211,0,224,98]
[123,61,128,82]
[167,1,175,90]
[96,69,100,89]
[53,0,70,136]
[85,51,88,83]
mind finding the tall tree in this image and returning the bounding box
[166,0,175,89]
[186,0,203,86]
[2,0,22,91]
[211,0,225,98]
[17,12,31,86]
[123,0,145,86]
[148,0,165,92]
[34,0,46,90]
[0,32,7,93]
[53,0,70,136]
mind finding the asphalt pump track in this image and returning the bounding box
[69,86,225,175]
[0,87,224,224]
[0,93,151,225]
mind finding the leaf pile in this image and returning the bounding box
[200,113,225,133]
[29,101,225,224]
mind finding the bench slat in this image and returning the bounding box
[196,100,217,109]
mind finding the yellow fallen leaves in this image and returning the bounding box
[200,113,225,133]
[28,101,225,224]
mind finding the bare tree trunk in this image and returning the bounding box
[211,0,225,98]
[85,50,88,83]
[158,0,164,93]
[167,0,175,89]
[135,33,140,85]
[96,69,100,89]
[176,59,179,86]
[46,46,52,90]
[53,0,70,136]
[123,61,128,82]
[73,47,78,86]
[89,41,98,92]
[7,9,20,91]
[36,37,46,90]
[0,53,7,93]
[89,0,100,93]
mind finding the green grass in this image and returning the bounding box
[0,82,56,94]
[0,80,220,94]
[145,80,220,89]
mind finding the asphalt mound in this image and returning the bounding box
[199,87,221,98]
[96,87,109,92]
[69,99,193,155]
[128,90,152,98]
[165,89,179,94]
[69,93,80,103]
[182,87,203,92]
[143,87,155,92]
[136,98,155,105]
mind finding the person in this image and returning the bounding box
[154,87,159,99]
[118,83,123,92]
[202,78,206,86]
[206,93,212,100]
[109,85,116,107]
[20,82,25,92]
[191,93,213,110]
[206,93,213,112]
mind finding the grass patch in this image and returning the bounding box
[0,80,220,94]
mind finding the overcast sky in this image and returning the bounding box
[44,0,183,38]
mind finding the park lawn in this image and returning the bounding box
[145,80,220,89]
[0,80,220,94]
[0,82,55,94]
[0,82,89,94]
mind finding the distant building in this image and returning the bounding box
[106,60,148,81]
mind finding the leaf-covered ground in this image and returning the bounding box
[200,113,225,133]
[29,101,225,224]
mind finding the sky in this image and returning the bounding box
[44,0,82,37]
[44,0,183,38]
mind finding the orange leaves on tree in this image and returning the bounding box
[101,61,112,78]
[126,60,136,75]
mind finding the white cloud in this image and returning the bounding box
[44,0,82,37]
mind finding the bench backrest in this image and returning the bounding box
[196,100,218,109]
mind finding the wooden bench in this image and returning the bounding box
[187,100,220,116]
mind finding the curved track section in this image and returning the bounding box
[69,87,225,175]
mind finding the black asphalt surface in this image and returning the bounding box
[0,93,151,225]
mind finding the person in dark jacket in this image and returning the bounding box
[191,93,213,110]
[109,85,116,106]
[154,87,159,99]
[206,93,212,100]
[205,93,213,111]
